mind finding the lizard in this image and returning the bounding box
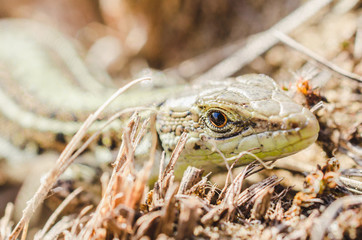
[0,19,319,186]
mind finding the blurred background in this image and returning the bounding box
[0,0,301,81]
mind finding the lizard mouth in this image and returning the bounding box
[198,109,320,162]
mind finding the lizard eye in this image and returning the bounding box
[209,110,228,128]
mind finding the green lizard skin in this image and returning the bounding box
[156,74,319,177]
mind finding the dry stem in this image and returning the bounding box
[8,77,150,240]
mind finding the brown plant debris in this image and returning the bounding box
[3,145,359,240]
[1,1,361,240]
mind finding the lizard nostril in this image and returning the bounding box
[283,113,308,130]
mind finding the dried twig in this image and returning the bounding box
[311,195,362,240]
[0,203,14,239]
[236,175,282,207]
[9,77,150,240]
[195,0,332,82]
[339,176,362,194]
[78,114,155,239]
[170,38,246,79]
[250,187,274,220]
[63,107,153,174]
[274,31,362,82]
[152,133,188,208]
[70,205,93,236]
[162,132,188,180]
[177,167,204,195]
[40,216,77,240]
[34,187,83,240]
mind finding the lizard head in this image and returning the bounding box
[156,74,319,173]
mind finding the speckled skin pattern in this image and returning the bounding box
[156,74,319,175]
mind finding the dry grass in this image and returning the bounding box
[1,111,361,239]
[1,1,362,239]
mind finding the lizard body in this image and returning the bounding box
[0,19,319,182]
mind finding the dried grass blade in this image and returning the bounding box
[34,187,83,240]
[9,77,150,240]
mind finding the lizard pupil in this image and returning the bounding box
[209,111,227,128]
